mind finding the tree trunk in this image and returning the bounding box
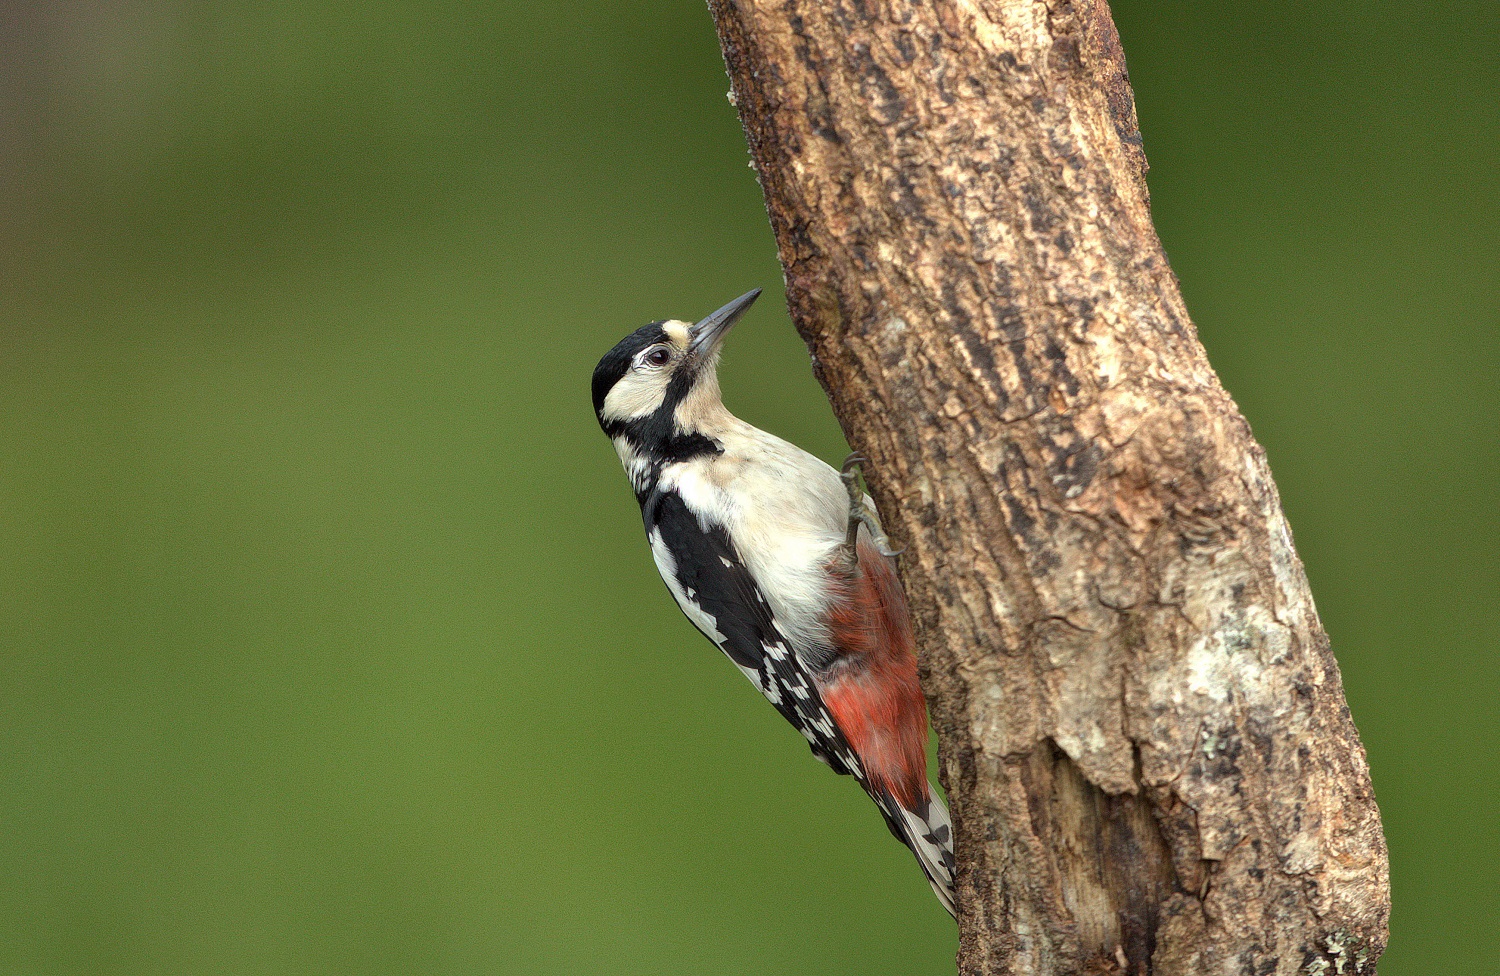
[706,1,1390,974]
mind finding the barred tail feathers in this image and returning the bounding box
[894,790,956,917]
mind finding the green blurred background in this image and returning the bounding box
[1,0,1493,972]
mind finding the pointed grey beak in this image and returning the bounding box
[688,288,761,358]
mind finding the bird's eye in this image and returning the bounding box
[643,347,672,368]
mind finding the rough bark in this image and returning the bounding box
[706,1,1389,974]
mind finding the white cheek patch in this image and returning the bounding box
[601,372,666,423]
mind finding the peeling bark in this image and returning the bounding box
[707,1,1389,973]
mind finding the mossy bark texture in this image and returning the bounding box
[707,1,1390,973]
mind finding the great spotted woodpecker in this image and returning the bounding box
[591,288,956,916]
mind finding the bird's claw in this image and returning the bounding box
[867,527,905,558]
[840,454,904,559]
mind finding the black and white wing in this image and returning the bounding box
[642,490,864,781]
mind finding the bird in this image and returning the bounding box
[591,287,955,916]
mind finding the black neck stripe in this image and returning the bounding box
[603,405,721,465]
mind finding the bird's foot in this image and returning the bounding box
[840,454,903,560]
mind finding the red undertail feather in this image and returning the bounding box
[817,540,929,809]
[816,538,957,916]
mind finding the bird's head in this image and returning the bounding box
[592,288,760,462]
